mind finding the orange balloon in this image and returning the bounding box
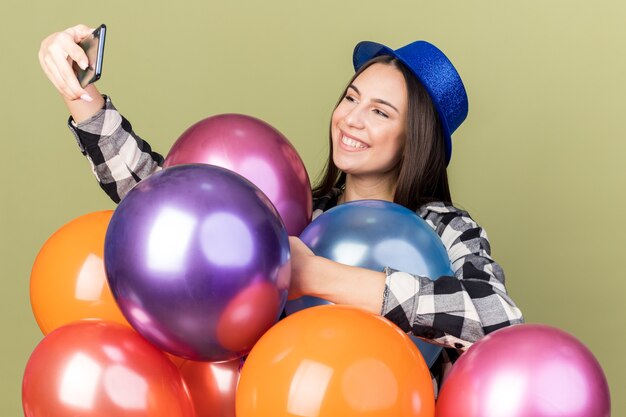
[22,321,195,417]
[30,211,131,334]
[179,359,242,417]
[236,305,435,417]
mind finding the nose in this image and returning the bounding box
[343,103,366,129]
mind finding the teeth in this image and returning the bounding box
[342,136,368,149]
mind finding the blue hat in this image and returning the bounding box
[353,40,468,163]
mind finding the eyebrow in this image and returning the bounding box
[348,84,400,114]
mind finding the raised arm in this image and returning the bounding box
[39,24,163,202]
[67,97,164,202]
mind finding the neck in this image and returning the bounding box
[340,174,396,204]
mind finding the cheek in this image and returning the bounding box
[331,104,347,126]
[386,131,406,161]
[330,113,338,132]
[396,135,407,155]
[330,107,347,143]
[372,125,403,149]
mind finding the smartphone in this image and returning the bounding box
[73,24,106,88]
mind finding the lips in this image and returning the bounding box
[338,130,369,151]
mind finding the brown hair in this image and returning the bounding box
[312,55,452,211]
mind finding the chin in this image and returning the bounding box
[331,153,353,174]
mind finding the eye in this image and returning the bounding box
[344,95,356,103]
[373,109,389,118]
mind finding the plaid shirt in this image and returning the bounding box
[69,96,524,395]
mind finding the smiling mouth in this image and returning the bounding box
[341,135,369,149]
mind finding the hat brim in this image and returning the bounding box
[353,41,453,163]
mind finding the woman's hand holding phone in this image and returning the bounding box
[39,24,106,123]
[38,24,97,102]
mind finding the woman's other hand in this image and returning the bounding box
[287,236,386,314]
[287,236,316,300]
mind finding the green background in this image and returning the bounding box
[2,0,624,414]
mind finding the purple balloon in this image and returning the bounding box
[436,324,611,417]
[104,164,291,362]
[164,114,312,236]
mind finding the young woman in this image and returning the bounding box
[39,24,524,394]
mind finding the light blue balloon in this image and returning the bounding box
[286,199,453,367]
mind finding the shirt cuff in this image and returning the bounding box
[381,267,420,330]
[67,94,112,153]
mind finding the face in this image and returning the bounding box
[331,62,408,182]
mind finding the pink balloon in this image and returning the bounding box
[164,114,312,235]
[436,324,610,417]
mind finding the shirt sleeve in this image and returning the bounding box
[381,207,524,352]
[67,95,164,203]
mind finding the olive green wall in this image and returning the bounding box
[2,0,624,414]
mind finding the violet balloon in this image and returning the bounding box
[164,114,312,236]
[436,324,611,417]
[104,164,291,362]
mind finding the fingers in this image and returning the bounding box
[65,24,95,42]
[38,25,95,101]
[43,53,88,101]
[65,41,89,74]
